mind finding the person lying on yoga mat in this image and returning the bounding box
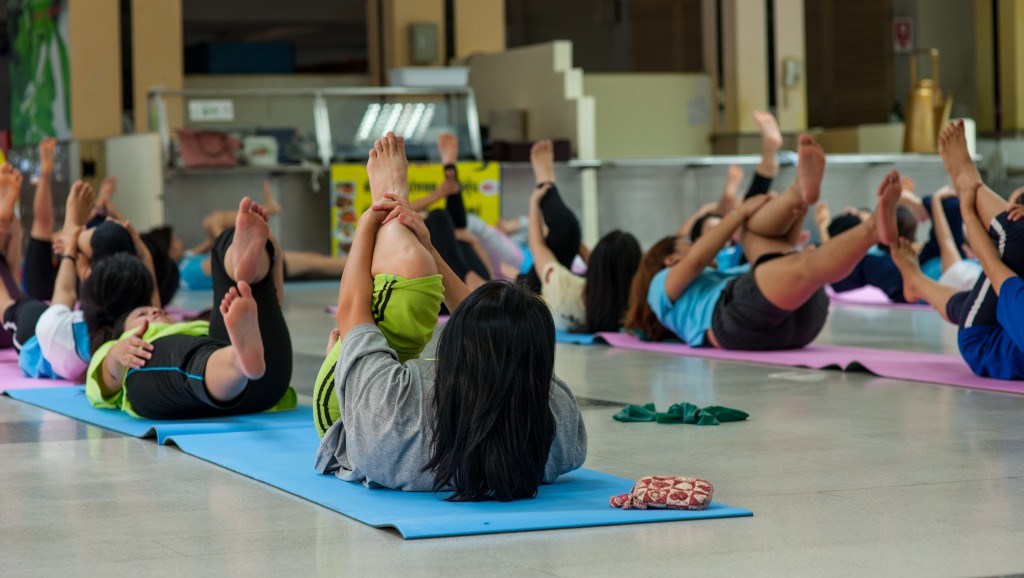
[525,139,641,333]
[84,197,295,419]
[818,182,979,300]
[813,202,917,303]
[624,134,902,349]
[314,133,586,501]
[85,176,182,307]
[0,180,106,380]
[409,133,524,281]
[402,132,493,289]
[178,181,348,290]
[891,120,1024,380]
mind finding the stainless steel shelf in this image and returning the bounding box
[164,164,325,179]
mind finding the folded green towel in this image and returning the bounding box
[613,402,749,426]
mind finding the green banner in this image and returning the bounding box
[8,0,71,146]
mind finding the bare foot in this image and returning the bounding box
[900,176,915,193]
[39,138,56,175]
[366,132,409,202]
[261,180,282,216]
[98,176,116,210]
[64,181,95,229]
[752,110,783,154]
[325,328,340,356]
[938,120,981,195]
[797,134,825,205]
[437,132,458,165]
[0,164,22,231]
[220,281,265,380]
[873,170,902,246]
[725,164,744,196]
[232,197,270,283]
[530,140,555,185]
[890,238,924,303]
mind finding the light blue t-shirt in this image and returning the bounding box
[647,266,744,346]
[715,245,744,271]
[921,257,943,281]
[921,256,981,283]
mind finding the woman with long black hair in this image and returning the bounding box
[314,135,586,501]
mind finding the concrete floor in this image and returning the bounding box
[2,282,1024,577]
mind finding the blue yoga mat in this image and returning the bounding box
[555,331,597,345]
[5,385,312,444]
[166,427,752,539]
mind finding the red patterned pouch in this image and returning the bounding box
[609,475,714,510]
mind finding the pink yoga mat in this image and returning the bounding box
[826,286,928,310]
[166,306,204,321]
[0,349,77,393]
[595,332,1024,395]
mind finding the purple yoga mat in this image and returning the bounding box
[826,286,928,310]
[0,349,77,393]
[166,306,204,321]
[595,332,1024,395]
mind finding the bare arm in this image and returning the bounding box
[409,180,460,212]
[961,185,1016,294]
[373,194,471,312]
[100,321,152,397]
[50,227,81,308]
[664,195,771,301]
[335,210,383,338]
[578,242,591,265]
[665,211,743,301]
[814,201,831,244]
[122,221,161,307]
[899,189,930,223]
[677,202,719,239]
[454,228,494,279]
[930,189,962,271]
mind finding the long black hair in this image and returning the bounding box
[424,280,556,502]
[80,253,155,353]
[584,230,642,333]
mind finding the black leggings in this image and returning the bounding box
[745,172,773,199]
[521,184,581,293]
[425,210,489,282]
[2,297,47,350]
[124,227,293,419]
[443,163,467,229]
[24,237,58,301]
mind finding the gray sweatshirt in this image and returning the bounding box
[314,324,588,491]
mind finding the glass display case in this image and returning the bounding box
[147,86,483,171]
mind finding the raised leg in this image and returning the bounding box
[367,132,409,203]
[939,120,1007,225]
[753,171,902,310]
[203,281,266,403]
[368,133,438,280]
[30,138,56,242]
[0,165,24,278]
[891,238,958,321]
[222,198,272,285]
[752,110,782,180]
[743,135,824,240]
